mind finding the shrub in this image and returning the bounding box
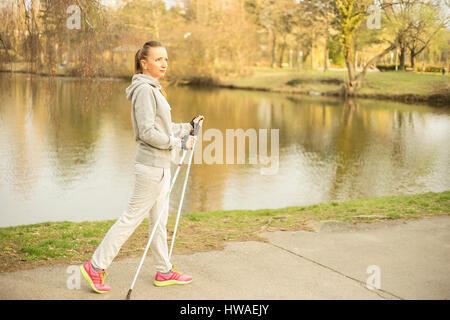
[376,64,411,72]
[424,66,444,73]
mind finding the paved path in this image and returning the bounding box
[1,216,449,300]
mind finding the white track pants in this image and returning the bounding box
[91,163,172,273]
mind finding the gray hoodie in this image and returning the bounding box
[126,73,193,168]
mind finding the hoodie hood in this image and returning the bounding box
[126,73,162,100]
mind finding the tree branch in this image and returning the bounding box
[356,41,398,82]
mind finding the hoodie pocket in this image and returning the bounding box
[136,163,164,184]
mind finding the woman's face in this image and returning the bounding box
[141,46,168,79]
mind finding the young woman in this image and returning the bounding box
[80,40,203,294]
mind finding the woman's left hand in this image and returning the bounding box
[190,115,204,129]
[190,115,204,136]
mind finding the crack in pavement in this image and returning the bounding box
[267,241,404,300]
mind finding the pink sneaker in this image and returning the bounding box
[80,261,111,294]
[154,267,193,287]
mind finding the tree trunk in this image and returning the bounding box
[399,46,406,70]
[278,44,285,68]
[344,43,397,96]
[324,18,329,72]
[343,49,358,95]
[271,29,276,68]
[410,49,415,70]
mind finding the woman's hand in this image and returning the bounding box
[190,115,204,129]
[190,115,204,136]
[181,134,196,150]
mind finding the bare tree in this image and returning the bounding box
[405,1,448,69]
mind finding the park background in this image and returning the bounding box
[0,0,449,272]
[0,0,449,100]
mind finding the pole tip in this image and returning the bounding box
[126,289,132,300]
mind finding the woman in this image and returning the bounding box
[80,40,203,294]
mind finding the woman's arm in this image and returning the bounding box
[172,122,193,139]
[134,86,180,150]
[173,115,204,138]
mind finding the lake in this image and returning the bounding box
[0,73,449,227]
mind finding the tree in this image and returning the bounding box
[117,0,166,39]
[404,1,448,69]
[334,0,404,95]
[300,0,336,70]
[245,0,298,68]
[381,0,446,71]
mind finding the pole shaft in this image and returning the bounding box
[169,138,197,259]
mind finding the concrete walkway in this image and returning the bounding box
[1,216,449,300]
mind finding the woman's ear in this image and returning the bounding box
[140,59,147,71]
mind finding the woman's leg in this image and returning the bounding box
[148,167,173,273]
[91,163,166,270]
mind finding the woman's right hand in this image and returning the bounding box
[181,134,196,150]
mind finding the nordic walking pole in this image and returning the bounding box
[126,149,188,300]
[168,118,203,259]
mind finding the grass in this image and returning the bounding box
[359,71,449,96]
[219,67,450,104]
[0,191,448,273]
[221,68,345,90]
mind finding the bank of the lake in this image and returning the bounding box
[1,191,448,272]
[2,66,449,105]
[216,67,450,106]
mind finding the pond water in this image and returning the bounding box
[0,73,449,227]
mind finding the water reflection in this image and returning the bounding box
[0,73,449,227]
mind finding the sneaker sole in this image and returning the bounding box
[153,279,193,287]
[79,265,109,294]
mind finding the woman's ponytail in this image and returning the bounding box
[135,48,143,74]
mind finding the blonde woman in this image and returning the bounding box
[80,40,203,294]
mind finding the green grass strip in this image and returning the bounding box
[0,191,448,272]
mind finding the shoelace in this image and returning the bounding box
[172,263,182,275]
[99,271,108,285]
